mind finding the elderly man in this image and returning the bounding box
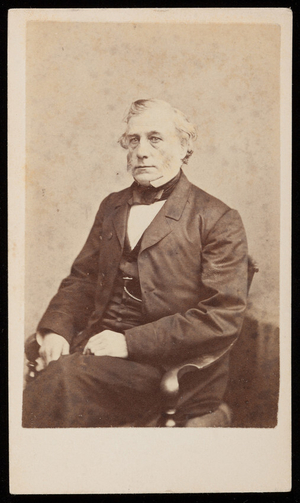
[23,99,248,428]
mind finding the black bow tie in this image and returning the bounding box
[131,185,164,205]
[130,170,182,205]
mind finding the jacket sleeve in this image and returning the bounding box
[36,198,108,344]
[124,209,248,366]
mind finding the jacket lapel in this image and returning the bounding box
[139,172,192,254]
[110,187,133,248]
[112,204,129,248]
[110,172,192,252]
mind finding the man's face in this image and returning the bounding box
[125,107,188,186]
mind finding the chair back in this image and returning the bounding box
[247,256,259,294]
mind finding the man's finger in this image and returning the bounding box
[38,345,62,364]
[50,347,63,362]
[83,346,102,356]
[83,343,93,355]
[38,345,48,364]
[62,343,70,356]
[92,348,110,356]
[83,338,107,352]
[87,333,105,343]
[35,357,46,372]
[83,344,108,356]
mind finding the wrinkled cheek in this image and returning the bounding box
[127,152,134,170]
[162,154,172,170]
[158,149,171,166]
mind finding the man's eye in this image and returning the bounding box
[129,138,139,146]
[150,136,162,143]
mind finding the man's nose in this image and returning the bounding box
[136,138,150,159]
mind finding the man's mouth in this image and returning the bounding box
[135,165,155,169]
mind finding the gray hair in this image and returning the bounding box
[118,99,197,164]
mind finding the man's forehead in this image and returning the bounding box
[126,108,177,135]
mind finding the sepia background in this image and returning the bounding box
[25,21,280,426]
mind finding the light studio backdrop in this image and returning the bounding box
[9,9,292,494]
[26,21,280,327]
[25,21,280,426]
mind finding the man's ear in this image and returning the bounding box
[179,137,189,160]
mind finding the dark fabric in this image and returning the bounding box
[30,171,248,427]
[130,169,182,205]
[174,353,230,425]
[23,354,163,428]
[99,279,142,332]
[37,172,248,366]
[97,235,144,337]
[118,232,143,299]
[22,352,230,428]
[71,231,144,352]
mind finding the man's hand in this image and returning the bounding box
[37,331,70,368]
[83,330,128,358]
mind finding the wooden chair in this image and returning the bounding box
[157,256,258,427]
[24,257,258,427]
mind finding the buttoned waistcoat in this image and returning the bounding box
[38,172,248,368]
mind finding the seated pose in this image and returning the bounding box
[23,98,248,428]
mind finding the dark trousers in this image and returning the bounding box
[22,350,229,428]
[22,354,164,428]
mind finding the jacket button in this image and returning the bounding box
[99,235,103,240]
[108,232,113,240]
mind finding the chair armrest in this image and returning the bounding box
[24,334,40,382]
[160,342,236,403]
[25,333,40,362]
[157,343,236,427]
[158,256,258,426]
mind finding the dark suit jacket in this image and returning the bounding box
[38,172,248,367]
